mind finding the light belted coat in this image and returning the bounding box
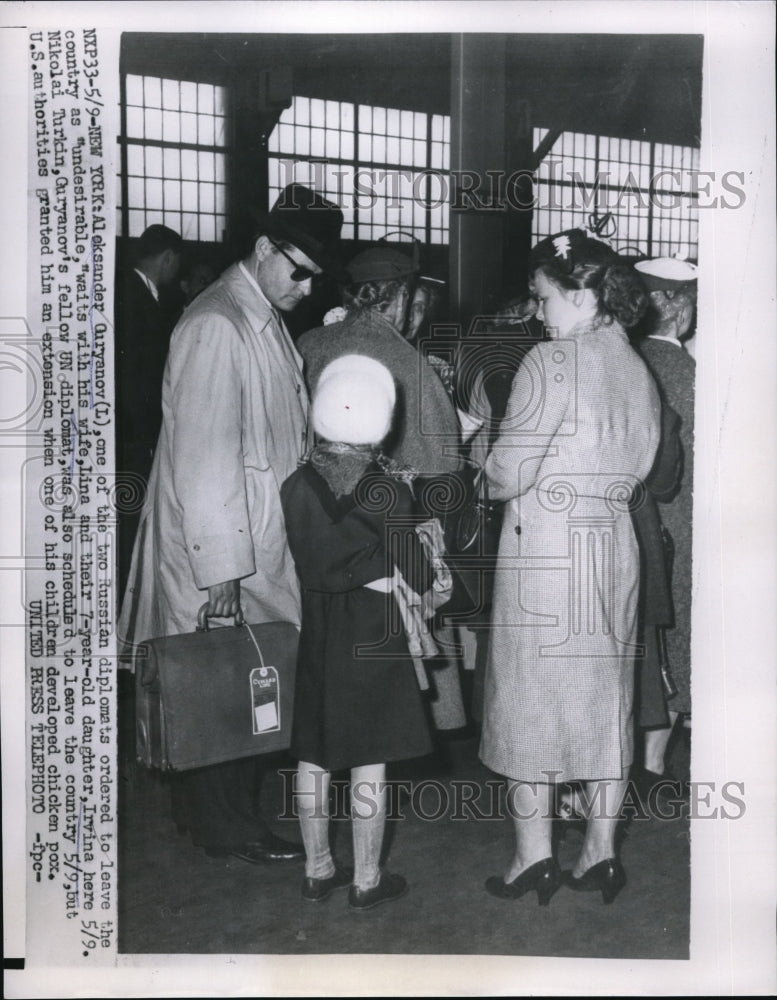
[479,320,661,782]
[119,262,308,654]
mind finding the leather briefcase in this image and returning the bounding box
[135,606,299,771]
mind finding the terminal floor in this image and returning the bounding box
[117,728,690,960]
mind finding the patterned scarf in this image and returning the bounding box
[308,442,416,498]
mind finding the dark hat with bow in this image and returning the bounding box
[346,247,419,285]
[252,184,344,272]
[530,227,618,275]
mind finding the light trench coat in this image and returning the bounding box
[119,262,308,655]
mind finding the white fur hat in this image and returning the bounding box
[312,354,396,445]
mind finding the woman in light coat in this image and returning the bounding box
[479,230,661,905]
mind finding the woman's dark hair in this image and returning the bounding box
[529,230,649,329]
[341,276,416,314]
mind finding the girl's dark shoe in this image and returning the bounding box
[302,865,353,902]
[348,872,407,911]
[564,857,626,904]
[485,857,561,906]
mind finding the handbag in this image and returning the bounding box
[135,604,298,771]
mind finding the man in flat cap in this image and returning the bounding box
[119,185,343,864]
[298,246,462,476]
[632,256,697,797]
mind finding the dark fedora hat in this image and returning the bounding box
[252,184,344,273]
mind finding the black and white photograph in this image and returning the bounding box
[1,2,776,996]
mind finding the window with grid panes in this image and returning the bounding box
[118,74,229,241]
[267,97,450,244]
[532,128,699,260]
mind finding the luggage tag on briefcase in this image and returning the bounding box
[245,624,282,734]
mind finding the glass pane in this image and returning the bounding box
[373,105,386,133]
[294,125,310,156]
[179,112,196,144]
[182,181,197,211]
[340,131,353,160]
[162,78,179,110]
[145,178,163,209]
[215,153,226,184]
[198,151,215,179]
[129,209,145,237]
[279,123,293,151]
[414,111,426,139]
[126,106,144,138]
[143,76,161,108]
[386,108,399,135]
[400,138,413,165]
[198,114,215,146]
[341,102,354,131]
[413,139,425,168]
[179,81,197,113]
[325,130,339,158]
[179,149,196,180]
[310,127,325,157]
[198,83,214,115]
[214,86,227,117]
[214,116,227,147]
[163,210,181,233]
[199,214,216,242]
[181,212,198,239]
[358,104,372,133]
[162,109,180,143]
[431,115,443,142]
[400,110,413,136]
[127,175,144,208]
[214,183,227,214]
[144,145,162,176]
[295,96,310,126]
[144,108,162,141]
[199,182,215,213]
[125,74,143,105]
[163,146,180,178]
[216,214,227,241]
[325,100,340,126]
[164,179,181,210]
[127,144,144,175]
[387,136,399,163]
[310,98,325,127]
[373,134,386,162]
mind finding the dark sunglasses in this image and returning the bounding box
[268,238,323,284]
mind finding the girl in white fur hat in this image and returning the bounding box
[280,354,434,911]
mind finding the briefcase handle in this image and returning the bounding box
[196,602,246,632]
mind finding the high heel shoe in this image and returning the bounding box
[563,858,626,904]
[485,858,561,906]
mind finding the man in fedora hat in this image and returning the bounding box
[119,185,343,864]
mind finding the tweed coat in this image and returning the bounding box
[479,320,661,782]
[639,336,695,713]
[297,310,462,476]
[118,262,308,656]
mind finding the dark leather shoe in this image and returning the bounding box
[485,857,561,906]
[231,833,304,865]
[302,865,353,902]
[348,872,407,911]
[564,858,626,904]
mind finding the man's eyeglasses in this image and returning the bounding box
[268,238,323,284]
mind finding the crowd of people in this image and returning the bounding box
[116,183,696,911]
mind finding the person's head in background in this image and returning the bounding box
[407,279,444,343]
[180,258,218,306]
[341,248,419,336]
[634,257,698,347]
[135,224,183,292]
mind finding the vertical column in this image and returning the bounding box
[448,35,506,330]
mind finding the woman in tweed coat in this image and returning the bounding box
[479,230,661,905]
